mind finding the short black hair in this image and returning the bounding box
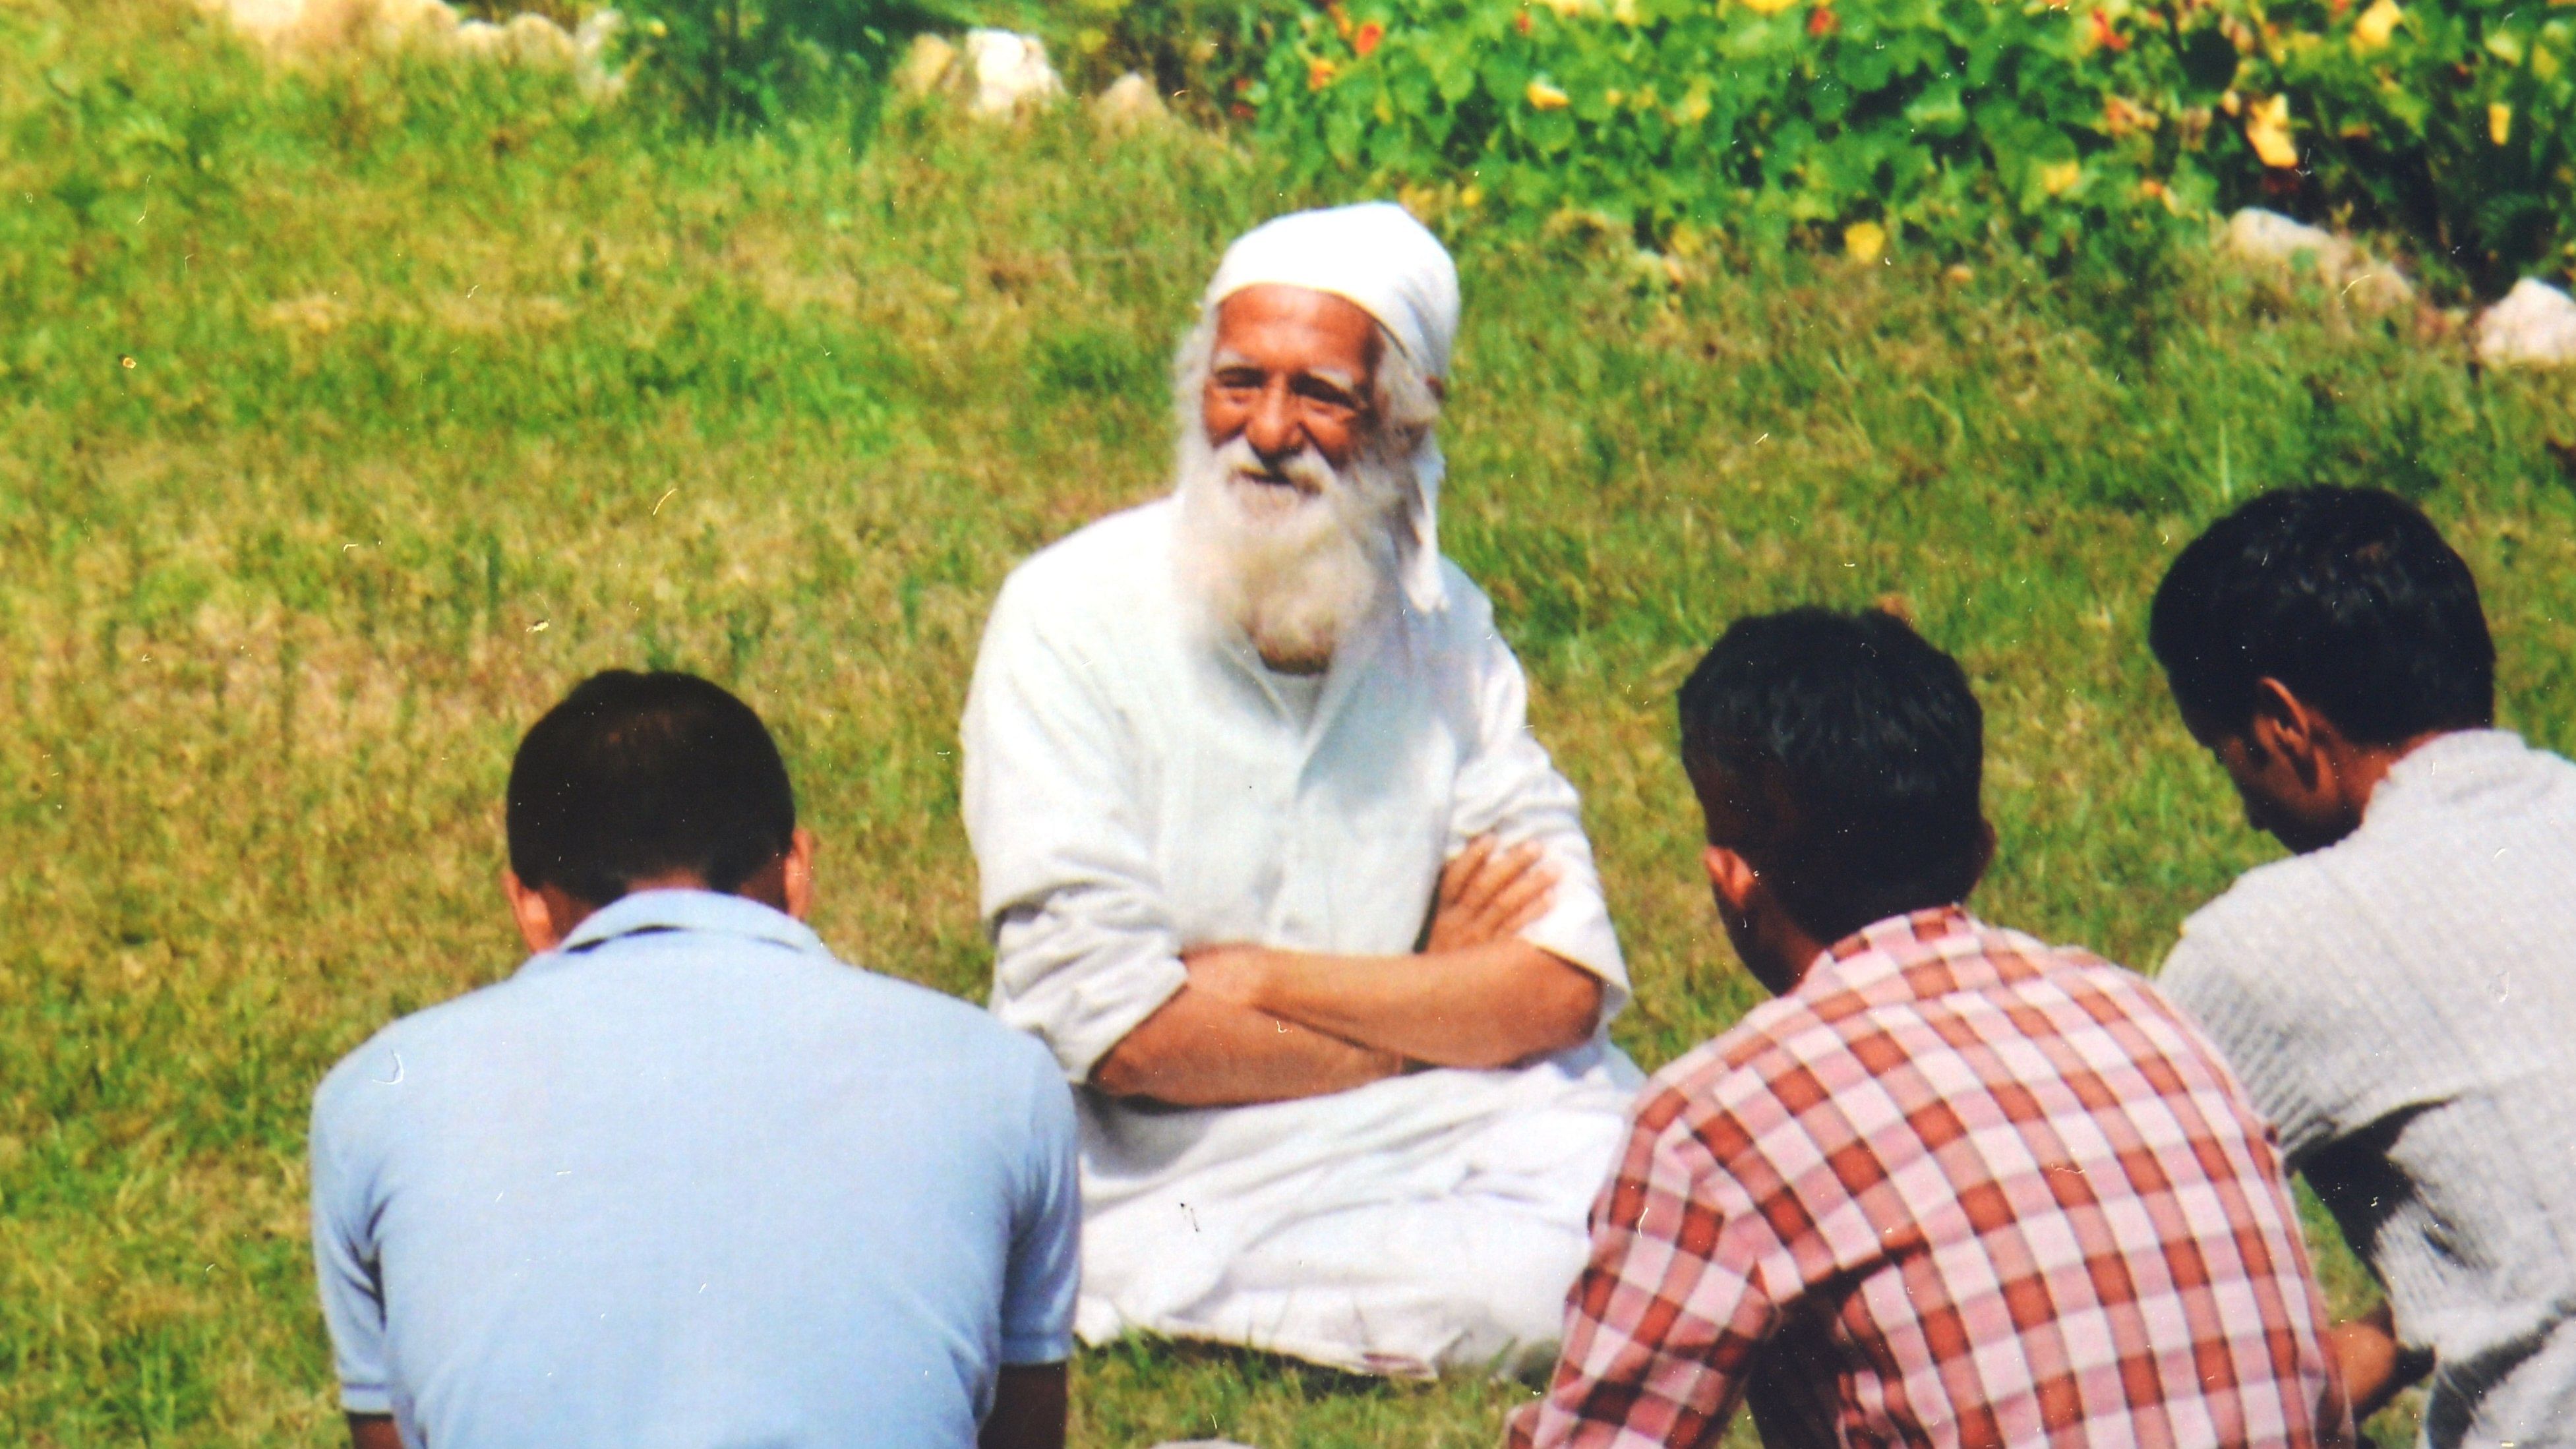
[2149,487,2493,745]
[1676,608,1987,946]
[506,670,796,907]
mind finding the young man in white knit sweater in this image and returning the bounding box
[2151,486,2576,1449]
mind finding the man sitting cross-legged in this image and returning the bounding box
[310,670,1078,1449]
[1513,608,2351,1448]
[962,202,1638,1378]
[2151,487,2576,1448]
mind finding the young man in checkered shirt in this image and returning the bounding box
[1510,608,2351,1449]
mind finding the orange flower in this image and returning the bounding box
[1328,2,1353,38]
[2088,10,2130,51]
[1308,57,1337,90]
[1807,5,1838,35]
[1354,19,1385,55]
[1516,8,1532,31]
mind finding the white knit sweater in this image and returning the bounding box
[2161,729,2576,1449]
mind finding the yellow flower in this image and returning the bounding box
[1308,57,1337,90]
[1526,78,1571,109]
[2245,93,2298,168]
[1843,220,1887,264]
[1535,0,1596,15]
[2039,159,2083,194]
[1738,0,1802,15]
[2351,0,2402,51]
[2492,102,2514,144]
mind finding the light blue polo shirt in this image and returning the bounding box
[310,889,1079,1449]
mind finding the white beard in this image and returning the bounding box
[1174,431,1407,674]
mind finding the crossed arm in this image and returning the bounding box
[1089,838,1605,1107]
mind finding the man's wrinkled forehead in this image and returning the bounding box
[1209,285,1383,389]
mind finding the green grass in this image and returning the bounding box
[7,1,2576,1443]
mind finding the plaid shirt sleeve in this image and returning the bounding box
[1509,1091,1787,1449]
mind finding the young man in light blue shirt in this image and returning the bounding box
[311,670,1078,1449]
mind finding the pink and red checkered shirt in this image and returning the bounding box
[1511,908,2350,1449]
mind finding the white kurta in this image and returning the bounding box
[961,498,1642,1378]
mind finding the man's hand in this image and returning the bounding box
[1425,835,1558,952]
[1091,837,1596,1105]
[2331,1301,2433,1423]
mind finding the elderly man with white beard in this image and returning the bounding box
[959,203,1640,1379]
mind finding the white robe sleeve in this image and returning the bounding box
[962,568,1189,1082]
[1442,579,1631,1022]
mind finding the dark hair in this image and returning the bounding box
[2149,487,2493,745]
[1677,608,1987,945]
[506,670,796,906]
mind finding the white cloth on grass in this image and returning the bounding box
[961,498,1639,1378]
[1203,200,1458,616]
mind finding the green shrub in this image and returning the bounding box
[1251,0,2249,262]
[1055,0,1303,123]
[616,0,954,133]
[1247,0,2571,291]
[2241,0,2575,293]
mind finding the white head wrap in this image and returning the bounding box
[1203,202,1458,613]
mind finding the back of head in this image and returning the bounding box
[1678,608,1987,945]
[506,670,796,908]
[2149,487,2493,744]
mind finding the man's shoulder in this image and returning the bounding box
[1632,991,1839,1148]
[311,976,520,1138]
[2163,850,2350,996]
[994,498,1175,614]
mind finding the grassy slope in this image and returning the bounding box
[6,3,2576,1442]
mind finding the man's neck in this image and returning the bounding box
[2339,727,2461,822]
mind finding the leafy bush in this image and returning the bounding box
[1055,0,1302,123]
[1249,0,2571,290]
[1252,0,2248,260]
[2242,0,2575,293]
[617,0,954,133]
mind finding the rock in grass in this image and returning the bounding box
[208,0,616,90]
[1093,73,1168,129]
[963,29,1063,116]
[2221,208,2414,312]
[895,33,957,97]
[2474,279,2576,368]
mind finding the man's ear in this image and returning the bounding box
[1703,844,1761,919]
[781,827,817,922]
[1968,817,1998,895]
[503,869,564,955]
[2248,677,2330,786]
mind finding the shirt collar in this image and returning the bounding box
[547,888,826,960]
[1797,904,1979,995]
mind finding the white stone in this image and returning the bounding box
[2474,278,2576,368]
[1092,71,1168,128]
[2221,207,2414,312]
[963,28,1062,115]
[572,9,627,98]
[503,11,575,65]
[450,16,510,56]
[894,32,957,96]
